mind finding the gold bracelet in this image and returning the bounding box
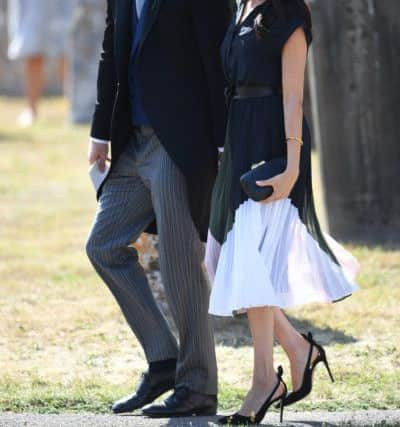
[286,136,303,146]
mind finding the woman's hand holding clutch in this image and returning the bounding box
[256,167,299,204]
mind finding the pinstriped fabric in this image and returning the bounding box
[86,133,217,395]
[147,139,218,395]
[86,144,179,363]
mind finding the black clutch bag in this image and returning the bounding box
[240,157,287,202]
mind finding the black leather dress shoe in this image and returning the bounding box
[142,386,217,418]
[112,368,175,414]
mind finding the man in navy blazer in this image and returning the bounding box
[86,0,231,418]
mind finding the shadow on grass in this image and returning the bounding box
[280,422,337,427]
[342,237,400,250]
[213,315,357,347]
[0,131,34,143]
[259,422,336,427]
[360,241,400,251]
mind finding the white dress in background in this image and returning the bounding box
[7,0,73,60]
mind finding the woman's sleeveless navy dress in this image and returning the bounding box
[206,3,359,316]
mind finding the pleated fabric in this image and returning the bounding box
[207,199,359,316]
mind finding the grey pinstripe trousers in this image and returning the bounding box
[86,131,218,395]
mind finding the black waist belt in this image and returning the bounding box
[234,85,281,99]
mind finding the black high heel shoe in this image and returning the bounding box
[218,366,288,425]
[283,332,335,407]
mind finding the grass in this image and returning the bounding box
[0,97,399,414]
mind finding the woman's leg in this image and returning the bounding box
[239,307,284,416]
[272,308,319,390]
[18,55,44,127]
[26,55,44,116]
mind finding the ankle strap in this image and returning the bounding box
[302,332,315,369]
[262,365,285,404]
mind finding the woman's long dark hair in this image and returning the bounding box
[241,0,311,37]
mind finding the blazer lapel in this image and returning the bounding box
[115,0,133,71]
[136,0,164,55]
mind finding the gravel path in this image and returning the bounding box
[1,410,399,426]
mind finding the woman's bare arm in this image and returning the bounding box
[282,26,308,177]
[257,27,308,203]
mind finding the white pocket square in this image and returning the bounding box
[238,26,253,37]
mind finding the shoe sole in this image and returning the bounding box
[280,389,311,407]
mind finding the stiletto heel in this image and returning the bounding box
[283,332,335,407]
[279,371,287,424]
[218,366,287,425]
[322,355,335,383]
[317,343,335,383]
[279,392,286,423]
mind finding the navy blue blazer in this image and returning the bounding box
[91,0,231,241]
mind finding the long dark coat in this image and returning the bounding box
[90,0,231,241]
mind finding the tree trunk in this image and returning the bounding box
[308,0,400,242]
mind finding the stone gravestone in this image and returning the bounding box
[308,0,400,242]
[68,0,106,123]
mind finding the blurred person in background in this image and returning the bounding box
[7,0,73,127]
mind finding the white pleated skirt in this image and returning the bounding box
[206,199,359,316]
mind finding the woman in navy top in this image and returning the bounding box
[205,1,359,424]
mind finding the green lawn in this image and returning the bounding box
[0,97,399,414]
